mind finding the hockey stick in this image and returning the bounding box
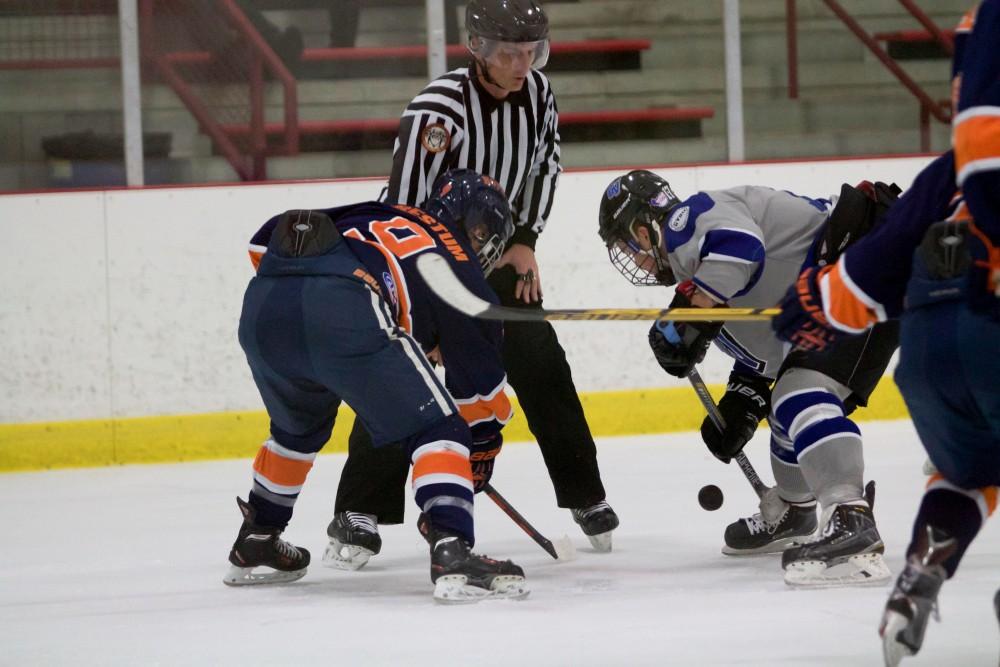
[416,253,780,322]
[483,483,575,561]
[687,368,769,499]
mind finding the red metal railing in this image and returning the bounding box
[138,0,298,181]
[897,0,954,54]
[786,0,952,151]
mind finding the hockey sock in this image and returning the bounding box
[247,437,319,529]
[909,480,995,577]
[774,389,865,507]
[410,424,476,545]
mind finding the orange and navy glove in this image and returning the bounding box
[469,433,503,492]
[773,267,842,352]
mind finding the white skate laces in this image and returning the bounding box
[573,501,612,519]
[274,537,303,560]
[742,513,770,536]
[345,511,378,534]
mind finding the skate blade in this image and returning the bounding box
[585,530,613,553]
[321,540,374,571]
[880,611,915,667]
[784,552,892,588]
[721,536,807,556]
[222,564,307,586]
[432,574,530,604]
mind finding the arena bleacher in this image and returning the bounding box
[0,0,970,189]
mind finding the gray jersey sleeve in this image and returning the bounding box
[662,186,832,377]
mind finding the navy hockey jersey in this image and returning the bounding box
[806,1,999,331]
[954,0,1000,246]
[248,202,513,440]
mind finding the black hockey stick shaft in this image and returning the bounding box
[687,368,768,499]
[483,483,560,560]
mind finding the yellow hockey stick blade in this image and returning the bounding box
[416,253,780,323]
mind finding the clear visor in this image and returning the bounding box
[469,37,550,70]
[608,240,674,286]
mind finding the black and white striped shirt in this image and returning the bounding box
[384,65,562,248]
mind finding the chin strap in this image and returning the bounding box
[473,57,514,92]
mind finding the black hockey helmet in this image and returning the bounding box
[424,169,514,275]
[466,0,550,69]
[466,0,549,42]
[598,170,680,286]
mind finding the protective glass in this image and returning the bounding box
[469,37,550,70]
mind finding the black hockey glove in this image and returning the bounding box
[700,372,772,463]
[648,281,724,378]
[470,433,503,493]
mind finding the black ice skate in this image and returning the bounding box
[571,501,619,552]
[223,497,310,586]
[782,502,891,587]
[880,525,956,667]
[722,500,817,556]
[430,531,528,604]
[322,511,381,571]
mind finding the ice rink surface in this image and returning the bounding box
[2,420,997,666]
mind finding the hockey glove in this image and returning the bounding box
[470,433,503,493]
[772,267,842,352]
[648,281,724,378]
[700,372,772,463]
[967,224,1000,321]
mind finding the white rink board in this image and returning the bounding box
[0,156,933,423]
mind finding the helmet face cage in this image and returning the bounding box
[468,222,507,275]
[606,223,673,287]
[598,171,679,286]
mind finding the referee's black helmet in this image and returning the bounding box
[466,0,549,43]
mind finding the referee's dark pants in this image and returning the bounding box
[334,265,607,523]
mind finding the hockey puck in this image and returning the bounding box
[698,484,724,511]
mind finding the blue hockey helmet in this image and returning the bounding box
[424,169,514,275]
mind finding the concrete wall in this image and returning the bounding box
[0,155,932,425]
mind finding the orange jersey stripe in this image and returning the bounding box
[926,474,998,516]
[956,5,978,32]
[982,486,998,515]
[954,112,1000,183]
[412,449,473,482]
[457,391,514,426]
[819,263,881,332]
[353,239,412,334]
[249,249,264,271]
[252,445,315,488]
